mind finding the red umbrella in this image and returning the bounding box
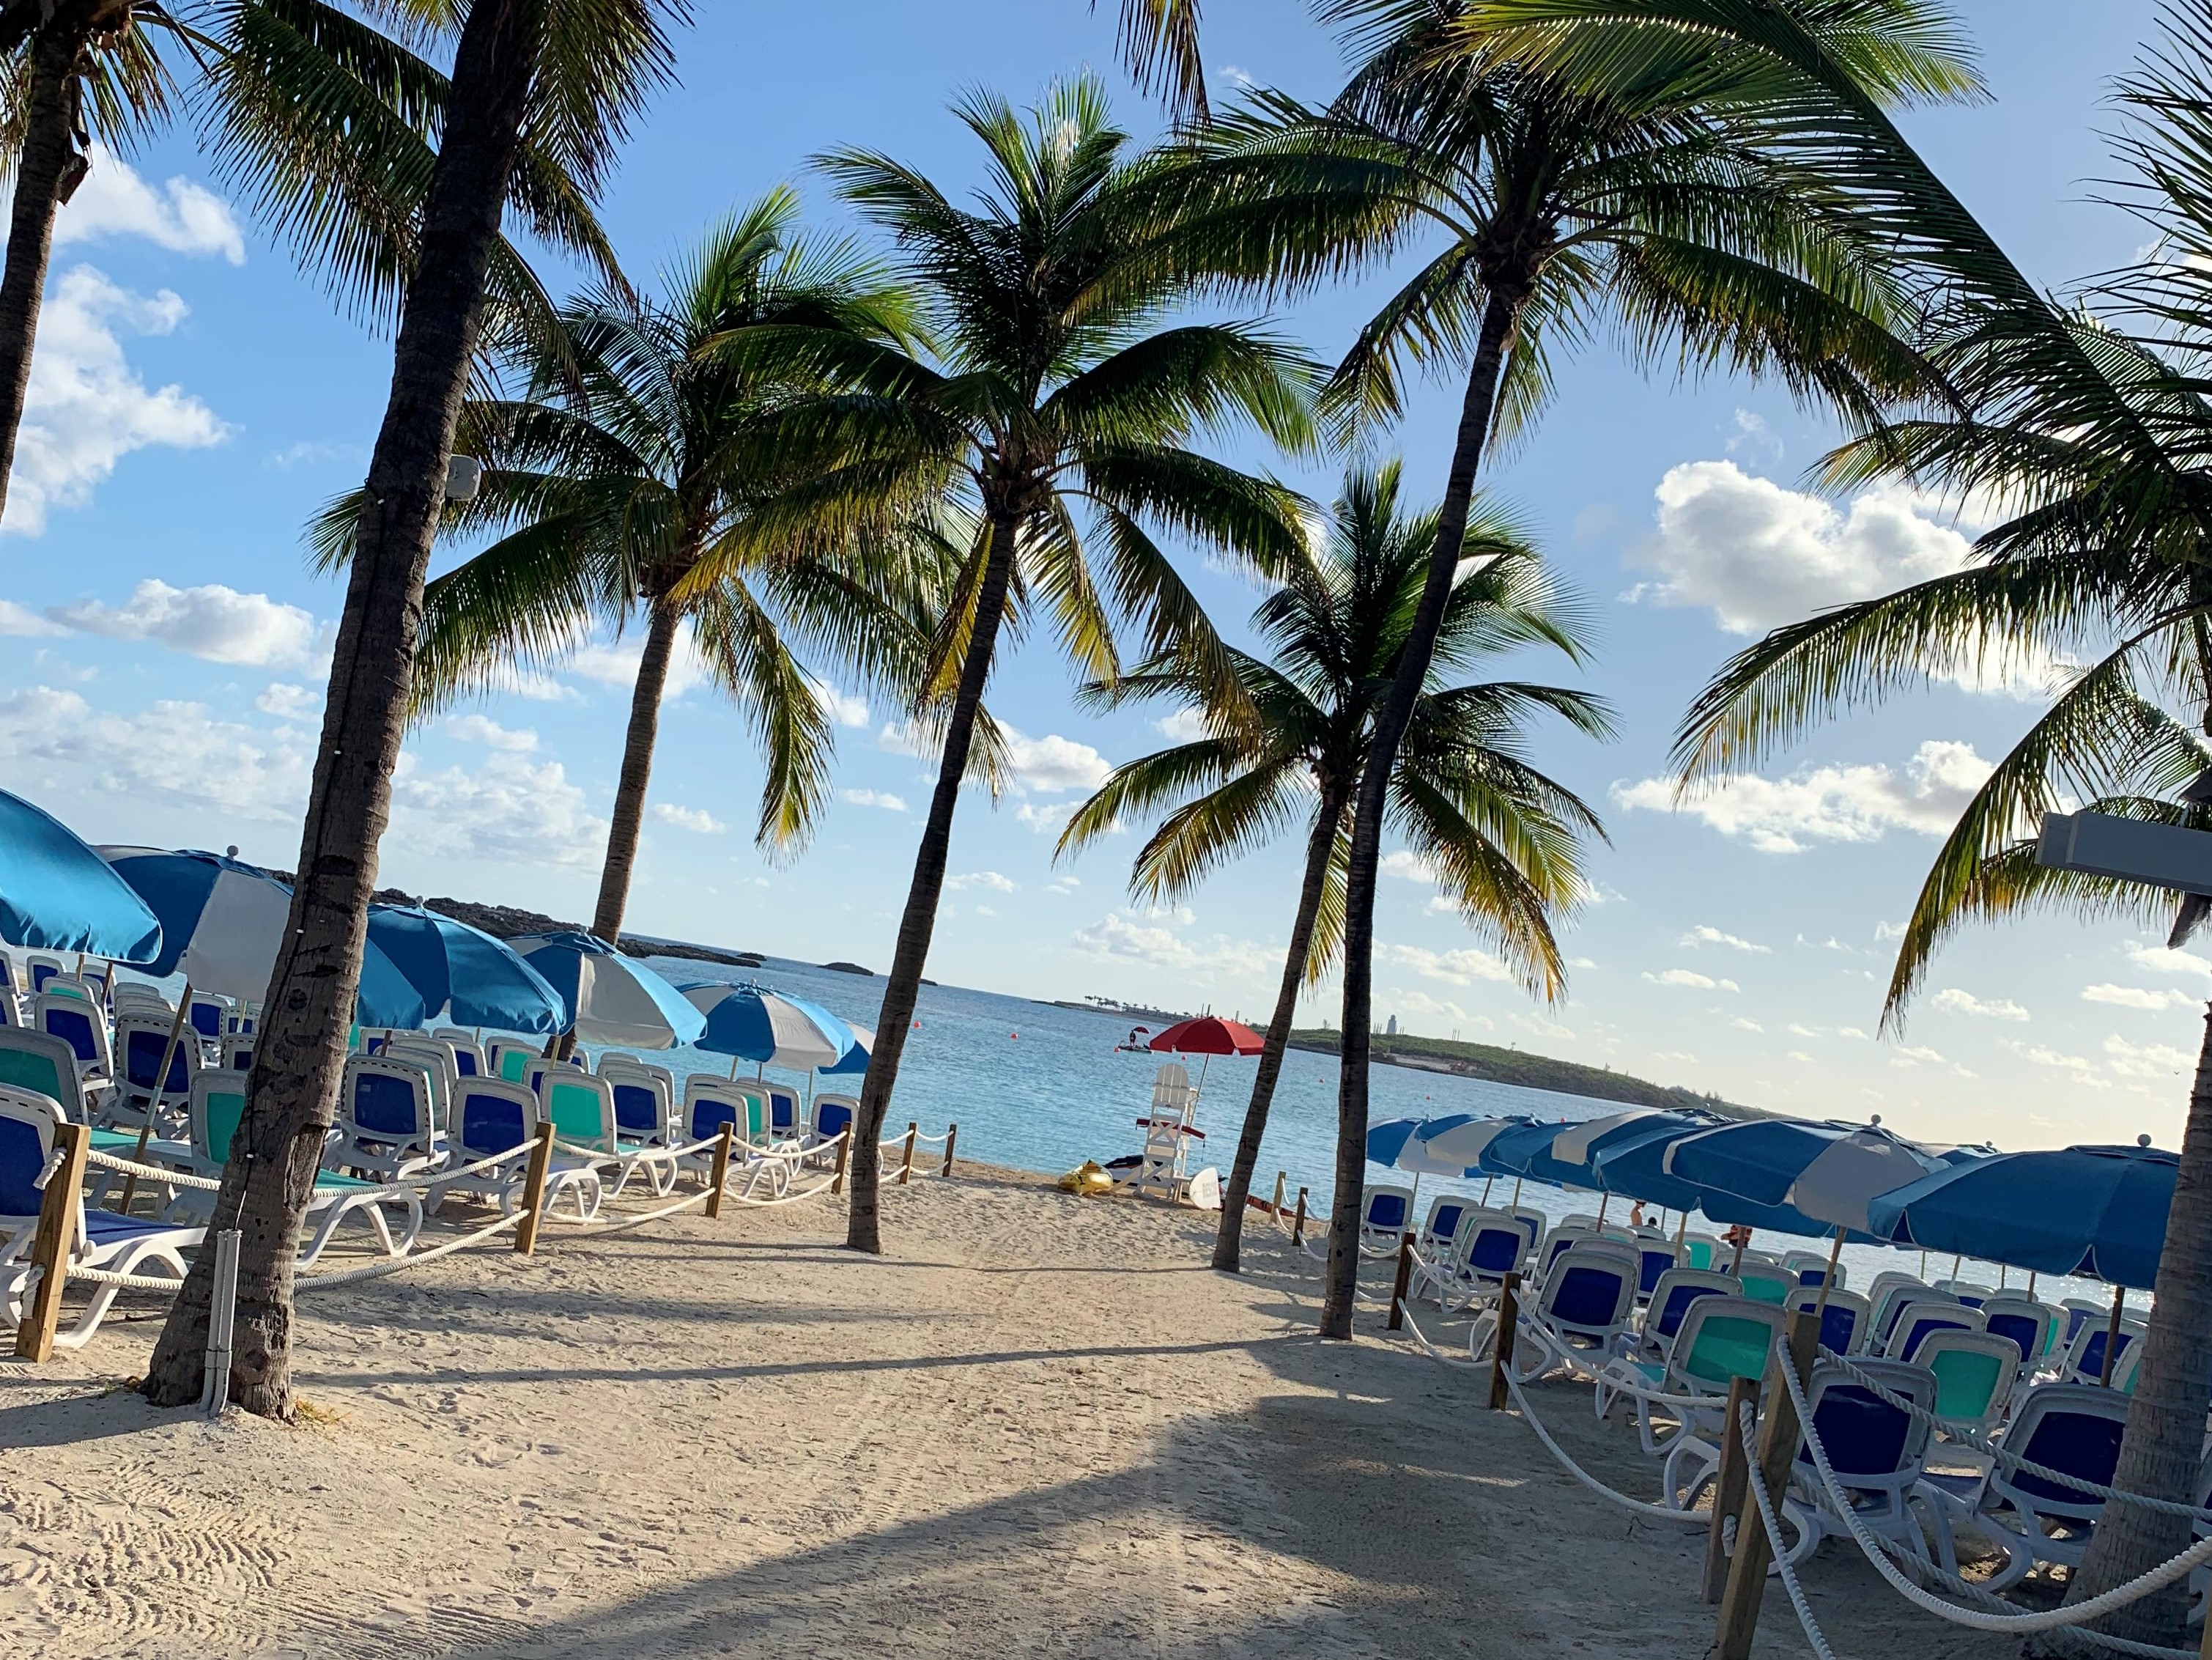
[1150,1016,1265,1056]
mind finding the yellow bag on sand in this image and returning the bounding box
[1057,1159,1114,1196]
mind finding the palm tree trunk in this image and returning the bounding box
[846,509,1019,1254]
[139,0,547,1420]
[1213,789,1341,1272]
[590,598,681,944]
[1320,284,1523,1340]
[0,11,94,529]
[2057,1000,2212,1645]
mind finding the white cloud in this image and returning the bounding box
[946,870,1016,893]
[56,148,245,264]
[7,266,229,536]
[1839,1026,1869,1040]
[2126,944,2212,981]
[256,682,315,721]
[1014,800,1078,835]
[1681,924,1769,954]
[807,676,869,728]
[446,713,537,752]
[1616,739,1991,854]
[0,600,62,636]
[1153,707,1209,742]
[651,802,727,835]
[1731,1017,1764,1032]
[1070,912,1275,978]
[1381,850,1440,882]
[1642,968,1740,992]
[1002,728,1111,793]
[2083,983,2201,1012]
[840,786,907,813]
[1381,941,1514,987]
[0,684,311,822]
[1788,1050,1815,1063]
[1931,987,2029,1022]
[566,621,709,698]
[2104,1035,2194,1079]
[50,578,318,668]
[2010,1042,2098,1074]
[1621,460,2051,698]
[388,751,604,868]
[1047,877,1080,896]
[1874,920,1907,941]
[973,904,996,917]
[1651,1050,1699,1065]
[1725,407,1783,464]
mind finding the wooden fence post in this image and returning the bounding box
[703,1121,736,1220]
[512,1121,555,1255]
[1270,1170,1286,1220]
[899,1122,917,1186]
[831,1132,850,1195]
[1486,1272,1521,1410]
[15,1121,88,1361]
[941,1124,957,1178]
[1715,1309,1819,1659]
[1386,1233,1414,1330]
[1701,1376,1760,1603]
[1291,1187,1308,1245]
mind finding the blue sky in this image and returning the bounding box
[0,0,2194,1151]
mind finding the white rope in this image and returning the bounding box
[83,1149,223,1191]
[1501,1362,1713,1527]
[295,1210,523,1289]
[1780,1336,2212,1639]
[56,1264,189,1291]
[1737,1395,1842,1660]
[1826,1349,2212,1521]
[551,1185,715,1237]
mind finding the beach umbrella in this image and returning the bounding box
[1147,1015,1264,1093]
[821,1023,874,1077]
[681,981,854,1072]
[1865,1140,2176,1291]
[101,846,426,1025]
[1411,1113,1531,1170]
[366,904,566,1033]
[1148,1015,1265,1055]
[1664,1117,1947,1275]
[0,789,160,960]
[508,932,705,1049]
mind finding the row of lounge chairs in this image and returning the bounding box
[1365,1184,2172,1598]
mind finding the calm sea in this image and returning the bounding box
[643,954,2120,1310]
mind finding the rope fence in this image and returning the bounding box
[7,1113,958,1366]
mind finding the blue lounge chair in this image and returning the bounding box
[1924,1382,2130,1585]
[1783,1359,1939,1569]
[1358,1184,1416,1257]
[1788,1286,1871,1357]
[1884,1299,1985,1363]
[429,1077,599,1221]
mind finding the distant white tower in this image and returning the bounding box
[1385,1014,1399,1036]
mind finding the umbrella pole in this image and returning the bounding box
[1919,1249,1928,1280]
[1673,1210,1689,1250]
[1509,1177,1523,1211]
[1998,1262,2008,1290]
[730,1055,741,1080]
[2102,1284,2126,1386]
[1814,1229,1843,1319]
[1950,1253,1963,1284]
[1595,1193,1608,1231]
[117,980,192,1215]
[1480,1177,1493,1207]
[1730,1229,1749,1276]
[2027,1270,2038,1300]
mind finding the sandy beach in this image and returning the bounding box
[0,1166,2008,1659]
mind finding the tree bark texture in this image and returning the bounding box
[1320,287,1521,1340]
[0,8,100,530]
[589,597,681,945]
[140,0,547,1418]
[2061,1002,2212,1645]
[1213,789,1342,1272]
[845,510,1020,1254]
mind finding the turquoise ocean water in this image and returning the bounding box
[641,955,2119,1308]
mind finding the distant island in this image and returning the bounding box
[1287,1028,1761,1118]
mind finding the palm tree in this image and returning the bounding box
[1155,0,1974,1338]
[312,191,934,984]
[790,78,1317,1254]
[1666,6,2212,1639]
[141,0,686,1422]
[1058,460,1610,1272]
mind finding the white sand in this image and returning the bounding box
[0,1165,2016,1658]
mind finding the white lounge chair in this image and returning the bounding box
[430,1077,600,1222]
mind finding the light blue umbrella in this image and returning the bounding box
[1664,1118,1947,1239]
[366,904,566,1034]
[0,790,160,959]
[508,932,704,1049]
[681,981,856,1072]
[821,1023,873,1077]
[103,846,425,1026]
[1411,1113,1531,1170]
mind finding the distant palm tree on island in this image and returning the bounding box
[1059,460,1610,1272]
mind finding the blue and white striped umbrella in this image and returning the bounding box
[682,981,855,1071]
[821,1023,873,1077]
[366,904,566,1034]
[508,932,704,1049]
[0,790,160,959]
[101,846,425,1026]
